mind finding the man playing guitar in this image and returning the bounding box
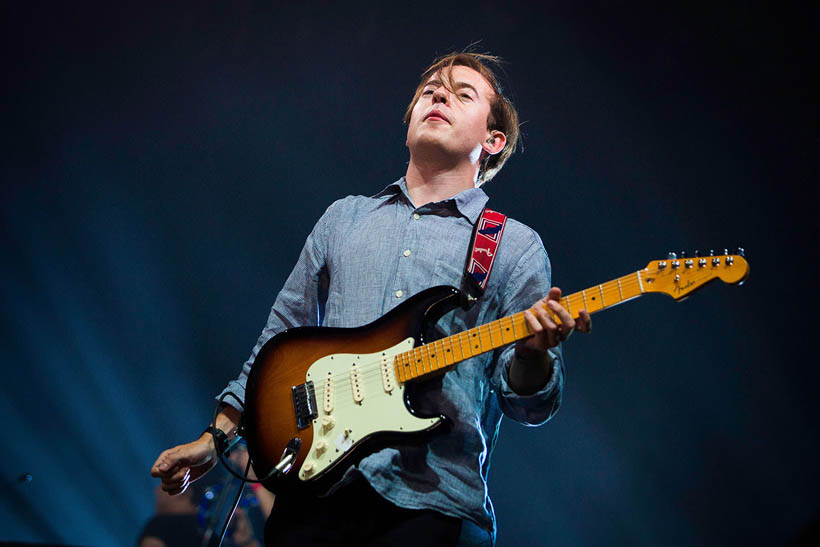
[151,51,591,546]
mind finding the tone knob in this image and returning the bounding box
[302,461,316,475]
[321,416,336,431]
[315,440,328,454]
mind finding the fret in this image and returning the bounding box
[419,344,429,375]
[405,348,414,379]
[636,270,644,293]
[492,321,503,348]
[394,353,405,383]
[460,331,474,358]
[520,312,529,336]
[603,280,620,306]
[430,341,441,371]
[617,278,624,300]
[401,350,410,380]
[443,337,455,366]
[431,340,444,370]
[493,319,507,348]
[621,273,642,301]
[523,313,534,335]
[423,342,433,373]
[412,347,423,378]
[453,332,465,362]
[501,316,515,345]
[469,328,481,355]
[573,286,604,313]
[573,293,585,314]
[481,323,491,349]
[406,351,415,381]
[599,284,605,307]
[407,351,416,381]
[489,320,504,349]
[479,324,492,351]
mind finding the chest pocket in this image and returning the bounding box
[430,258,479,340]
[432,257,464,287]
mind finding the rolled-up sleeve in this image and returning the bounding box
[491,232,565,426]
[216,200,338,410]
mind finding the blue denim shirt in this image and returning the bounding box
[219,178,564,538]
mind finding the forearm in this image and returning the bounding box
[204,405,242,440]
[508,347,553,395]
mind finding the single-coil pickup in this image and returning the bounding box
[323,374,334,413]
[350,364,364,403]
[380,356,394,393]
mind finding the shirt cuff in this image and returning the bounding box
[496,347,563,425]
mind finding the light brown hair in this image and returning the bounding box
[404,52,520,185]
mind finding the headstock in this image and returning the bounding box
[640,248,749,300]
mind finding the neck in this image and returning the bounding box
[404,157,479,206]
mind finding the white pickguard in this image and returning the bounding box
[297,337,440,480]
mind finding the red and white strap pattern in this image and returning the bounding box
[467,208,507,291]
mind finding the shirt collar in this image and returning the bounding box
[373,177,489,224]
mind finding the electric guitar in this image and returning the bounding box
[242,251,749,495]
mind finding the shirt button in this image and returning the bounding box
[395,290,403,298]
[413,213,420,220]
[403,249,411,257]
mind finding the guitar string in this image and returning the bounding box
[292,274,656,382]
[296,272,653,391]
[305,266,735,413]
[310,324,522,413]
[298,262,739,399]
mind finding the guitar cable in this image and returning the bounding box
[211,393,289,484]
[203,393,259,546]
[208,391,303,544]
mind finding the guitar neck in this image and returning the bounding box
[393,270,646,383]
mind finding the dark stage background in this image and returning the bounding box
[1,2,816,545]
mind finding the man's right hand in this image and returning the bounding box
[150,432,218,495]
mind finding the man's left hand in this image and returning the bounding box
[516,287,592,358]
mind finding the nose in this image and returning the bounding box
[432,86,449,105]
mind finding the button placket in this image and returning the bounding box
[391,209,419,305]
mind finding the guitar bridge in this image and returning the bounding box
[292,381,318,430]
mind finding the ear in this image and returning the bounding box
[481,130,506,156]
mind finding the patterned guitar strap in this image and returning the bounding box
[463,207,508,306]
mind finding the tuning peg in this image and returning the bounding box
[709,249,715,256]
[667,252,677,259]
[736,247,745,257]
[694,250,701,257]
[680,251,687,258]
[723,248,729,256]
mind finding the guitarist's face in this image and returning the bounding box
[406,65,504,170]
